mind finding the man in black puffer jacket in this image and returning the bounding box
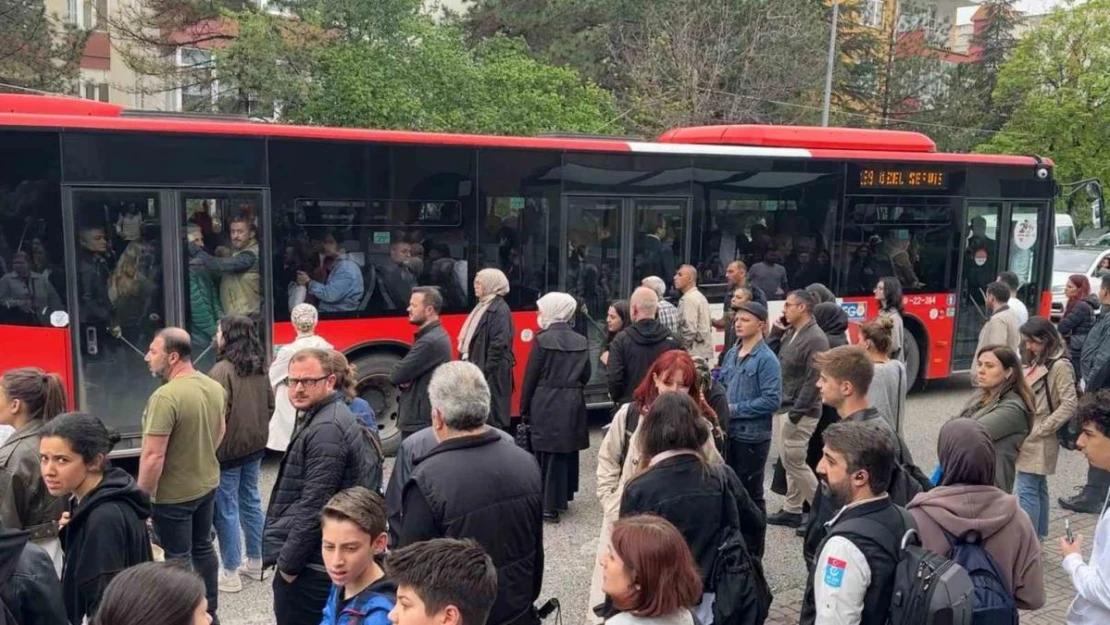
[0,527,67,625]
[399,361,543,625]
[264,347,383,625]
[607,287,681,404]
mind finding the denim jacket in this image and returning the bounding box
[320,578,396,625]
[719,340,781,442]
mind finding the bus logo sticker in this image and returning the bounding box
[521,329,534,342]
[947,307,956,317]
[50,311,69,328]
[373,231,391,244]
[841,302,867,323]
[1013,219,1037,250]
[974,249,988,266]
[947,294,956,306]
[929,309,939,320]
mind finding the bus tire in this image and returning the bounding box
[904,330,923,392]
[353,352,402,457]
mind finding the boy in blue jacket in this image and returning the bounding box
[320,487,395,625]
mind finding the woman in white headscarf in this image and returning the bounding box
[267,303,333,452]
[521,292,591,523]
[458,268,515,430]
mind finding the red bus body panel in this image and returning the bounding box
[0,326,75,408]
[840,292,957,380]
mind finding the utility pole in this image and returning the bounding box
[821,0,840,126]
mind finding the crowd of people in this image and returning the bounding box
[0,255,1109,625]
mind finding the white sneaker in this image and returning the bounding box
[218,569,242,593]
[239,558,265,582]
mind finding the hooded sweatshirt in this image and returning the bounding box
[59,467,153,625]
[813,302,849,348]
[906,419,1044,610]
[606,319,681,404]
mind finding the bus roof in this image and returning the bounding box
[0,93,1050,167]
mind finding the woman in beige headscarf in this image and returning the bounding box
[267,303,332,452]
[458,268,515,430]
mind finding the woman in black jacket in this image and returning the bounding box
[621,392,765,625]
[39,412,152,625]
[1058,273,1099,379]
[521,292,591,523]
[458,268,515,431]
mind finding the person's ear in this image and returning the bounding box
[440,605,462,625]
[372,532,389,555]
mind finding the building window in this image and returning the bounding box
[70,0,108,30]
[862,0,885,29]
[83,82,110,102]
[178,48,216,112]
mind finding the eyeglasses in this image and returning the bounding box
[289,375,331,389]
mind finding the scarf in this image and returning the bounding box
[537,292,578,329]
[458,268,510,358]
[937,418,995,487]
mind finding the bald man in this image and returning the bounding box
[675,265,714,362]
[139,327,227,622]
[606,287,681,404]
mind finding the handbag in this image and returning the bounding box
[514,422,533,452]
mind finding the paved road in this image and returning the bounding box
[217,373,1093,624]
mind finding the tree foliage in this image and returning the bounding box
[0,0,87,94]
[977,0,1110,200]
[213,2,619,133]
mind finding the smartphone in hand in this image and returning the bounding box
[1066,519,1074,544]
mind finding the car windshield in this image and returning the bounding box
[1054,249,1102,274]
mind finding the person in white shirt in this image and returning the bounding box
[673,265,714,362]
[997,271,1029,325]
[1062,389,1110,624]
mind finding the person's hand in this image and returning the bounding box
[296,271,310,287]
[1061,533,1084,559]
[280,571,297,584]
[600,351,609,366]
[109,326,122,339]
[58,511,71,530]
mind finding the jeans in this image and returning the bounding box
[153,489,220,624]
[727,438,772,515]
[214,458,264,571]
[273,567,331,625]
[1015,471,1049,538]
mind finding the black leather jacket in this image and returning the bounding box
[0,529,68,625]
[0,419,63,540]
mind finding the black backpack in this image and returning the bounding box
[710,470,772,625]
[944,530,1018,624]
[829,509,975,625]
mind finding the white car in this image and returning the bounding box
[1051,246,1110,320]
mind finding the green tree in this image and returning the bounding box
[977,0,1110,218]
[216,5,620,134]
[0,0,87,94]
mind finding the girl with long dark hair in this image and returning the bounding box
[40,412,152,624]
[620,393,764,624]
[874,276,906,362]
[601,299,631,366]
[1015,317,1078,538]
[0,367,67,572]
[93,562,209,625]
[954,345,1036,493]
[210,315,273,591]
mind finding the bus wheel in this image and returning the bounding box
[904,331,923,392]
[354,352,402,457]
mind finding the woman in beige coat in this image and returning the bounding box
[1016,317,1078,539]
[588,349,723,624]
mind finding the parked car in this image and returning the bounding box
[1051,246,1110,321]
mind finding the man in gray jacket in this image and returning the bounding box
[767,289,829,528]
[975,281,1022,357]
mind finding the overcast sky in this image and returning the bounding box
[956,0,1071,23]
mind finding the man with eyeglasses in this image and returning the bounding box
[262,347,383,625]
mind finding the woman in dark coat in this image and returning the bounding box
[1058,273,1099,380]
[521,292,591,523]
[459,268,515,431]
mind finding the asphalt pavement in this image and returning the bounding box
[216,373,1093,625]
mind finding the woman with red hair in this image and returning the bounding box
[1058,273,1099,378]
[586,350,723,623]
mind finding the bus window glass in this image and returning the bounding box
[476,150,558,310]
[697,163,841,301]
[0,131,67,327]
[837,197,959,296]
[269,141,476,320]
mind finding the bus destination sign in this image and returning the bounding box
[858,167,946,190]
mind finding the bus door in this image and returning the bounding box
[952,200,1047,371]
[561,195,689,401]
[65,188,170,453]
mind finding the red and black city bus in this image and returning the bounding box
[0,94,1056,455]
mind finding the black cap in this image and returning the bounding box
[735,301,768,322]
